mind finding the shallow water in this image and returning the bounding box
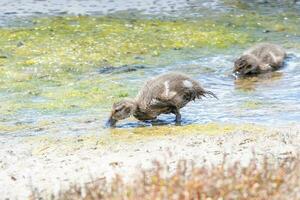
[0,0,228,27]
[107,52,300,128]
[0,0,300,137]
[2,0,299,26]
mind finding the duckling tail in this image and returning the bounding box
[203,90,218,99]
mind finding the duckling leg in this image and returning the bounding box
[172,108,181,125]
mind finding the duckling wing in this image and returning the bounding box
[136,73,216,111]
[149,98,174,110]
[248,43,286,68]
[153,77,211,109]
[261,49,286,68]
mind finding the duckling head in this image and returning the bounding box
[107,99,136,127]
[233,55,259,77]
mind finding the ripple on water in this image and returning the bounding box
[1,50,299,135]
[112,51,300,129]
[0,1,300,136]
[0,0,228,26]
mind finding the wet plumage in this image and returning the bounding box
[233,43,286,77]
[107,73,217,127]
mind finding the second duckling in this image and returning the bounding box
[107,72,217,127]
[233,43,286,77]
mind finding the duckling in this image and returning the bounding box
[107,73,217,127]
[233,43,286,77]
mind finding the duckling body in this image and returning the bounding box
[107,73,216,126]
[233,43,286,77]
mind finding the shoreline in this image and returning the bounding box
[1,124,299,199]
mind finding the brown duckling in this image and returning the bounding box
[233,43,286,77]
[107,72,217,127]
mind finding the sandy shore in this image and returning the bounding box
[1,124,300,199]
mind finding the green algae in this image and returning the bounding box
[28,123,268,155]
[1,13,298,116]
[220,12,300,35]
[234,72,284,92]
[109,123,267,140]
[0,15,250,72]
[0,123,30,133]
[0,15,252,118]
[0,11,299,134]
[242,100,263,109]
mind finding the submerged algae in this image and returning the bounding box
[0,12,299,133]
[29,123,267,155]
[110,122,267,138]
[242,100,263,109]
[1,13,298,115]
[0,15,251,117]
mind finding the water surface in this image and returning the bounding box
[0,0,299,137]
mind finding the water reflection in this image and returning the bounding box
[234,72,283,92]
[110,115,197,129]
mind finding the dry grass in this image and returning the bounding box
[31,156,300,200]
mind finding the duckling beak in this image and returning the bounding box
[106,117,117,128]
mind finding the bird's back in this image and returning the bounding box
[135,73,208,112]
[244,43,286,68]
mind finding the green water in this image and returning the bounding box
[0,0,299,136]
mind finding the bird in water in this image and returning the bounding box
[233,43,286,78]
[107,72,217,127]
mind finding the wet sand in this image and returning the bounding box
[1,124,299,199]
